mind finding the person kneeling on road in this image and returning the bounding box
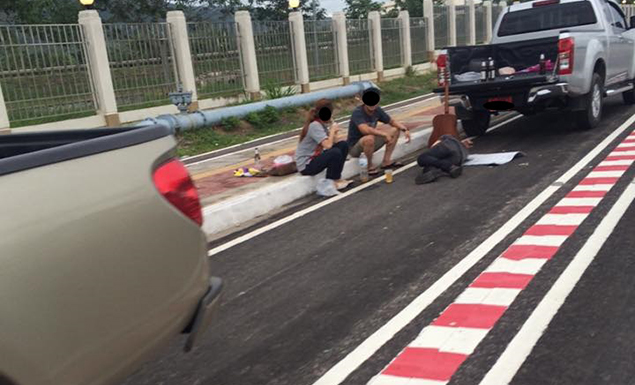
[296,99,353,195]
[348,87,411,176]
[415,135,473,185]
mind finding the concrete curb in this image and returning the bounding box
[201,127,433,237]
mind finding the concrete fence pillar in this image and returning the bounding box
[448,3,457,47]
[485,1,493,43]
[235,11,260,100]
[166,11,198,110]
[78,10,120,127]
[468,0,476,45]
[398,11,412,68]
[369,11,384,81]
[0,84,9,132]
[333,12,350,84]
[423,0,435,61]
[499,1,508,21]
[289,11,310,93]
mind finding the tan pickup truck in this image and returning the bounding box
[0,125,221,385]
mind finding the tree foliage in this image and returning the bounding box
[0,0,82,24]
[344,0,382,19]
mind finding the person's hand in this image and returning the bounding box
[330,123,340,135]
[404,129,411,143]
[383,131,393,142]
[461,138,474,148]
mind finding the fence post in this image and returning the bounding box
[78,10,120,127]
[485,1,493,43]
[166,11,198,110]
[398,11,412,69]
[235,11,260,100]
[0,84,9,132]
[369,11,384,81]
[423,0,436,61]
[333,12,350,85]
[499,1,508,19]
[468,0,476,45]
[289,11,310,93]
[448,3,457,47]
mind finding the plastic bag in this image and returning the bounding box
[316,179,340,197]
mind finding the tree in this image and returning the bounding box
[344,0,382,19]
[393,0,423,17]
[205,0,327,21]
[94,0,196,22]
[0,0,81,24]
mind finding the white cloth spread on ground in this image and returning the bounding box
[464,151,524,166]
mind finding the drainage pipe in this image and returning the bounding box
[135,81,378,132]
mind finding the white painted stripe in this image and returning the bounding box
[599,159,634,166]
[310,115,635,385]
[572,184,614,191]
[479,180,635,385]
[616,143,635,148]
[411,326,489,355]
[557,197,603,207]
[370,375,447,385]
[514,235,568,247]
[537,214,588,226]
[486,258,547,275]
[609,150,635,156]
[586,170,625,178]
[455,288,522,307]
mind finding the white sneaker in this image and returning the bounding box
[316,179,341,197]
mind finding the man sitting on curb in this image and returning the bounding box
[347,87,411,176]
[415,135,473,184]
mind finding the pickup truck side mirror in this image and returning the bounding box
[631,16,635,29]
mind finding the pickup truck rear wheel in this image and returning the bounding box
[622,87,635,105]
[575,73,603,130]
[461,111,491,137]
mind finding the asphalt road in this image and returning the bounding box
[121,97,635,385]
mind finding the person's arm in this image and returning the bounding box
[320,124,340,149]
[357,122,390,139]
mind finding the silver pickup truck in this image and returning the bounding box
[0,125,221,385]
[436,0,635,136]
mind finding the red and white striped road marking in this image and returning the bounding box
[369,132,635,385]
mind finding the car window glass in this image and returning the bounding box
[498,1,597,37]
[608,2,626,30]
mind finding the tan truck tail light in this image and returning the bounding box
[153,159,203,226]
[558,37,574,75]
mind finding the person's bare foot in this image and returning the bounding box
[335,179,353,190]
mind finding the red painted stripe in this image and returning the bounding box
[578,177,619,185]
[524,224,578,236]
[612,146,635,152]
[432,304,507,329]
[606,155,635,161]
[594,165,630,171]
[382,348,468,381]
[550,206,594,214]
[565,190,606,198]
[471,272,534,289]
[623,139,635,143]
[502,244,559,260]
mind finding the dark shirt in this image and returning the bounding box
[439,135,469,165]
[347,105,392,146]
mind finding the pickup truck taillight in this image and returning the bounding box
[437,53,448,86]
[558,37,574,75]
[153,159,203,226]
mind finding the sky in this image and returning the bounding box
[321,0,348,15]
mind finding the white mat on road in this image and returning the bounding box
[464,151,525,166]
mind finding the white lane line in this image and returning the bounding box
[514,235,568,247]
[599,159,634,166]
[485,258,547,275]
[573,184,614,191]
[310,114,635,385]
[586,170,626,178]
[478,179,635,385]
[370,375,447,385]
[537,214,589,226]
[455,288,522,307]
[557,197,603,207]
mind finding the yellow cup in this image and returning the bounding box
[385,169,393,184]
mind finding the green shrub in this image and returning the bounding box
[260,106,280,125]
[263,83,296,100]
[221,116,241,131]
[405,66,418,77]
[244,112,262,127]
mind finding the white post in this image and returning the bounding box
[485,1,493,43]
[369,11,384,81]
[333,12,350,84]
[166,11,198,110]
[448,3,457,47]
[235,11,260,100]
[398,11,412,68]
[78,10,120,127]
[468,0,476,45]
[289,11,310,93]
[499,1,508,22]
[0,84,9,132]
[423,0,435,60]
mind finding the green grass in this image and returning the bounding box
[176,71,438,157]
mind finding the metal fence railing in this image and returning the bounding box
[456,6,469,46]
[103,23,179,111]
[0,24,96,126]
[380,18,402,70]
[433,6,449,49]
[410,17,428,65]
[304,20,339,82]
[188,22,244,99]
[253,20,296,87]
[346,19,374,75]
[622,5,635,18]
[475,5,486,44]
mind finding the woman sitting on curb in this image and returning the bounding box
[415,135,473,184]
[295,99,353,196]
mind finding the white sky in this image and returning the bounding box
[321,0,348,15]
